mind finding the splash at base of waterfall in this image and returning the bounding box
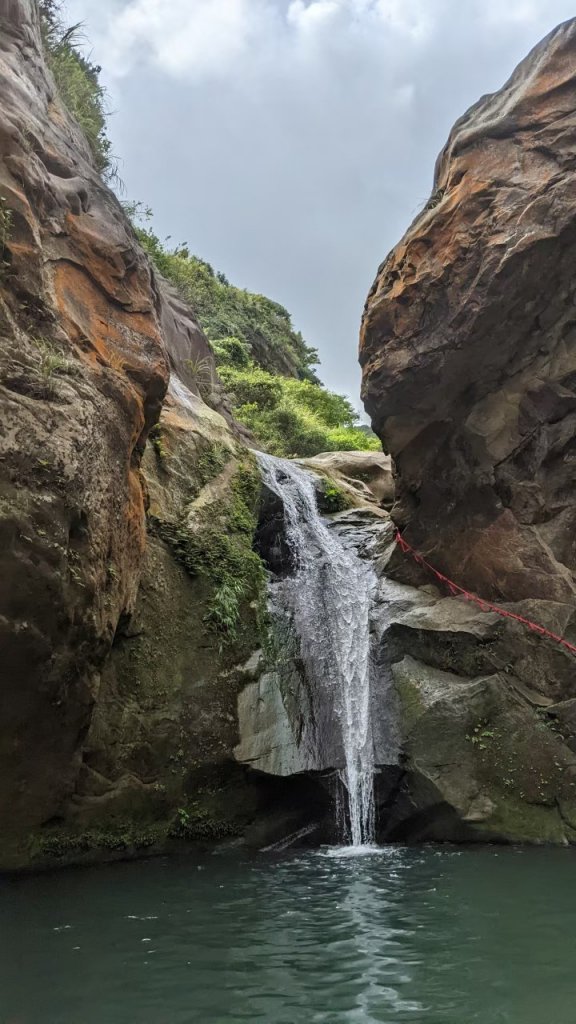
[322,845,384,858]
[256,451,377,847]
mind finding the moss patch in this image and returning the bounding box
[29,822,169,863]
[149,452,266,651]
[482,797,566,844]
[168,804,240,842]
[395,676,426,733]
[196,441,231,488]
[148,424,169,467]
[316,478,352,514]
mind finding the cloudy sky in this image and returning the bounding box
[65,0,574,409]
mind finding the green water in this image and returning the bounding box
[1,845,575,1023]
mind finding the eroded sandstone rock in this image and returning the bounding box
[360,20,576,844]
[361,18,576,618]
[386,655,576,845]
[298,450,393,508]
[0,0,235,866]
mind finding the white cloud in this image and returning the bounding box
[65,0,576,401]
[74,0,540,86]
[100,0,274,77]
[373,0,432,38]
[483,0,540,26]
[85,0,437,80]
[287,0,342,30]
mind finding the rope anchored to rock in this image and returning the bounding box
[394,530,576,658]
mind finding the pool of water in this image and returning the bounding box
[1,844,576,1023]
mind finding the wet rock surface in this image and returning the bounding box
[0,0,164,859]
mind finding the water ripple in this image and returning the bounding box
[2,846,576,1023]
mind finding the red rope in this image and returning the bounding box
[394,530,576,657]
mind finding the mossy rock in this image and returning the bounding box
[148,449,267,653]
[391,655,576,845]
[28,822,170,865]
[315,478,352,514]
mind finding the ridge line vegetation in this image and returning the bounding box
[39,0,114,176]
[38,2,380,458]
[131,209,379,457]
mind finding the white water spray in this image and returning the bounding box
[256,452,376,847]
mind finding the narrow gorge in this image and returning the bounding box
[1,0,576,882]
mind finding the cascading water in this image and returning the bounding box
[256,452,377,847]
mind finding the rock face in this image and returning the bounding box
[66,393,264,848]
[298,450,394,508]
[0,0,382,868]
[4,1,576,866]
[361,18,576,610]
[0,0,257,868]
[359,19,576,843]
[0,0,160,858]
[375,556,576,845]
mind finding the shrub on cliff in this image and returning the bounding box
[129,215,379,457]
[134,223,319,381]
[39,1,113,176]
[219,365,380,458]
[211,336,251,369]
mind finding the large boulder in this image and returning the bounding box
[360,18,576,619]
[298,450,393,507]
[386,655,576,845]
[371,561,576,844]
[360,21,576,843]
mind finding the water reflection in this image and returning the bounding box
[2,846,576,1023]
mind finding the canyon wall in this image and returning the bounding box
[3,1,576,866]
[360,18,576,844]
[361,18,576,610]
[0,0,268,868]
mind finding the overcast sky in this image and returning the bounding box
[65,0,575,410]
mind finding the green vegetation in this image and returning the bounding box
[196,441,231,486]
[131,214,380,457]
[31,798,242,861]
[148,424,169,466]
[194,459,266,645]
[466,722,495,751]
[35,339,70,378]
[396,676,426,733]
[185,354,214,401]
[0,195,12,278]
[39,7,379,460]
[39,1,113,176]
[0,196,11,249]
[30,822,168,861]
[317,479,351,514]
[12,338,77,400]
[219,366,380,457]
[425,186,446,211]
[150,452,266,649]
[129,212,318,382]
[169,804,239,841]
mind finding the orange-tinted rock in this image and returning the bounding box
[360,19,576,612]
[0,0,229,862]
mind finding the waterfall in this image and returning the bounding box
[256,452,377,847]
